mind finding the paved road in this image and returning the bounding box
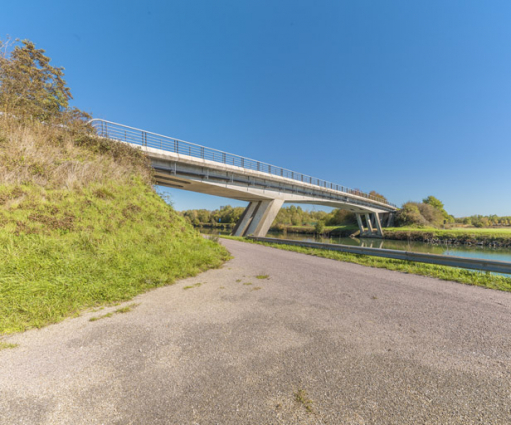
[1,239,511,424]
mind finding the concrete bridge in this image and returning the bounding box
[90,119,397,237]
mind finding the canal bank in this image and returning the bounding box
[200,227,511,267]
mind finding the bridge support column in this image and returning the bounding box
[373,212,383,238]
[232,202,258,237]
[364,214,374,233]
[245,199,284,237]
[355,214,364,234]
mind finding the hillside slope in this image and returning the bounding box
[0,117,229,334]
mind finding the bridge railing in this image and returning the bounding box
[89,119,397,208]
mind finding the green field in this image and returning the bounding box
[384,227,511,243]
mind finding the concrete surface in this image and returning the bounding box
[1,239,510,424]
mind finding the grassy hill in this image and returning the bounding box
[0,117,229,334]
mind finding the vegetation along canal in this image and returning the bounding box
[202,228,511,266]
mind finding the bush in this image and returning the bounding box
[315,220,325,235]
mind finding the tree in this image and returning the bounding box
[369,190,388,203]
[422,195,453,223]
[315,220,325,235]
[0,39,75,121]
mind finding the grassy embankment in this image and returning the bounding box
[0,118,229,335]
[384,227,511,245]
[221,236,511,292]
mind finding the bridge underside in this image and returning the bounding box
[153,163,395,238]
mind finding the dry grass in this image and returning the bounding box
[0,115,152,190]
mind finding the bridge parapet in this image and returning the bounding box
[89,119,397,209]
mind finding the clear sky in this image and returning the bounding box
[2,1,511,216]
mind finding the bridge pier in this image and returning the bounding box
[232,202,258,237]
[232,199,284,237]
[356,212,384,238]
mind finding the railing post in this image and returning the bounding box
[201,147,204,159]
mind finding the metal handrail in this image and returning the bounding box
[88,118,397,208]
[250,237,511,275]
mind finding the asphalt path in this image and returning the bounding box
[1,239,511,424]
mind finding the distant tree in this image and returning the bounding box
[326,209,356,226]
[369,190,388,203]
[315,220,325,235]
[396,202,428,227]
[422,195,453,223]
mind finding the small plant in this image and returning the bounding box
[183,282,203,290]
[252,287,262,291]
[243,282,252,286]
[256,274,269,280]
[236,279,242,283]
[294,389,314,413]
[89,303,139,321]
[0,341,18,350]
[115,303,139,314]
[208,234,220,243]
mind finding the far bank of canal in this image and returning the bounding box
[200,228,511,265]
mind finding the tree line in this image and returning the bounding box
[181,204,358,228]
[182,195,511,230]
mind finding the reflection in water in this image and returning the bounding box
[199,228,511,264]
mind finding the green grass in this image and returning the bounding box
[0,181,230,334]
[385,227,511,242]
[256,274,269,280]
[221,236,511,292]
[183,282,203,290]
[0,341,18,350]
[89,303,139,322]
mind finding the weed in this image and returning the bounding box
[89,303,139,322]
[0,342,18,350]
[243,282,252,286]
[115,303,139,314]
[294,389,314,413]
[183,282,203,290]
[236,279,242,283]
[252,287,262,291]
[371,295,378,300]
[208,234,220,243]
[256,274,269,280]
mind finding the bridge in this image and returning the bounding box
[90,119,397,237]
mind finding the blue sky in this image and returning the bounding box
[2,1,511,216]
